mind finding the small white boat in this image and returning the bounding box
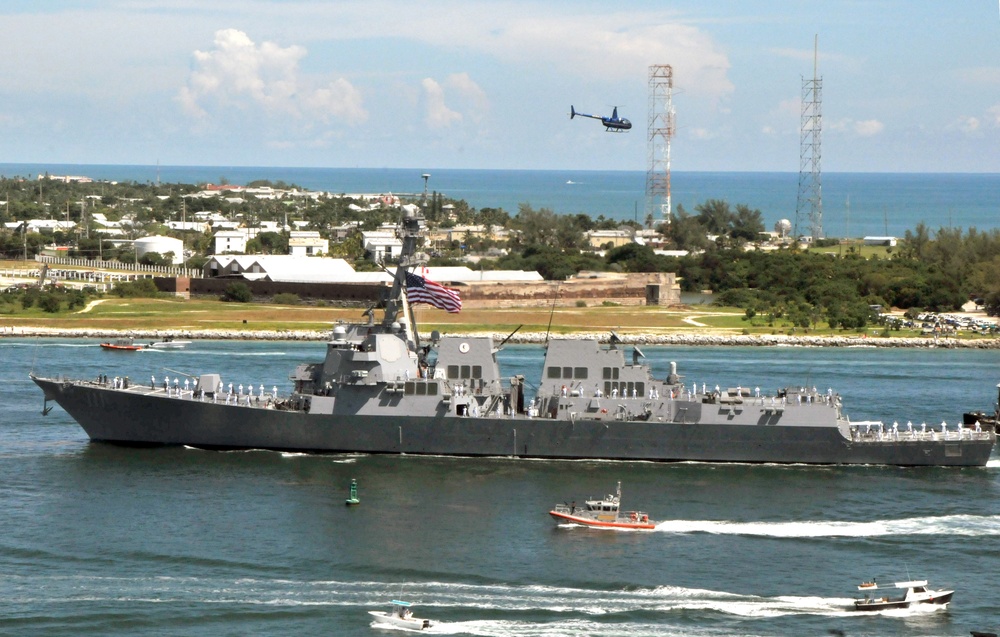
[369,600,433,631]
[853,579,954,611]
[146,337,191,349]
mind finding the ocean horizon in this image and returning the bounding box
[2,163,998,238]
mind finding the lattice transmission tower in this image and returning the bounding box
[646,64,675,224]
[795,36,823,240]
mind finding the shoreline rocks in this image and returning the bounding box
[2,326,999,348]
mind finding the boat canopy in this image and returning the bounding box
[894,580,928,588]
[390,600,412,607]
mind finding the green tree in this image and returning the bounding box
[694,199,732,235]
[221,282,253,303]
[112,278,161,298]
[38,293,63,313]
[731,204,765,242]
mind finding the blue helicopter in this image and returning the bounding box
[570,105,632,132]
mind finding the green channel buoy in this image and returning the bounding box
[345,478,360,505]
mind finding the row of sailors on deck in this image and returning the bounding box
[148,376,280,404]
[556,382,840,405]
[560,385,660,400]
[860,420,982,440]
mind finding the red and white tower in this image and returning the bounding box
[646,65,675,224]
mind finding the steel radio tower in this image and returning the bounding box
[795,36,823,241]
[646,64,675,223]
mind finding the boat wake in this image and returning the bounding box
[8,574,863,619]
[654,513,1000,537]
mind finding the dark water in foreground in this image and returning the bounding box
[2,338,999,636]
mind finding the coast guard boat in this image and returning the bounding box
[99,338,143,351]
[31,208,996,466]
[853,579,954,611]
[549,482,655,529]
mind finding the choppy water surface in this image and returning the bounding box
[1,338,998,636]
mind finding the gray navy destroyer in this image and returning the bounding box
[31,209,996,466]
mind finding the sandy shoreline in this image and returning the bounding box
[3,325,999,348]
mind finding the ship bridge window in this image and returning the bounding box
[404,381,439,396]
[447,365,482,379]
[547,366,588,380]
[447,365,480,379]
[603,367,620,380]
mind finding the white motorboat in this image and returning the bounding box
[853,579,954,611]
[369,600,433,631]
[146,337,191,349]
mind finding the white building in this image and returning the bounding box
[288,231,328,257]
[863,236,898,247]
[361,231,403,263]
[213,230,247,254]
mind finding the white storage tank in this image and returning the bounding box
[135,235,184,265]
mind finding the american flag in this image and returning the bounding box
[405,271,462,313]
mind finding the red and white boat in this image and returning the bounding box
[99,339,143,351]
[549,481,656,530]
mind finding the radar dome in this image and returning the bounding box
[774,219,792,237]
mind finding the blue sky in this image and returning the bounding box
[1,1,998,172]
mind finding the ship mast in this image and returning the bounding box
[384,208,427,351]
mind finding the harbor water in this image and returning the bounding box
[2,338,999,636]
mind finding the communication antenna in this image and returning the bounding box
[543,285,561,347]
[795,35,823,241]
[646,64,675,223]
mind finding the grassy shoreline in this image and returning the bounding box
[2,297,998,348]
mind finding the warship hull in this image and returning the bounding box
[31,376,995,466]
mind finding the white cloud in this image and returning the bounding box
[946,116,980,133]
[828,117,885,137]
[853,119,884,137]
[767,47,852,66]
[422,78,462,129]
[418,74,490,129]
[689,127,717,140]
[954,66,1000,86]
[989,105,1000,127]
[445,73,489,123]
[176,28,367,124]
[776,97,800,118]
[304,79,367,124]
[484,14,733,99]
[284,4,733,100]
